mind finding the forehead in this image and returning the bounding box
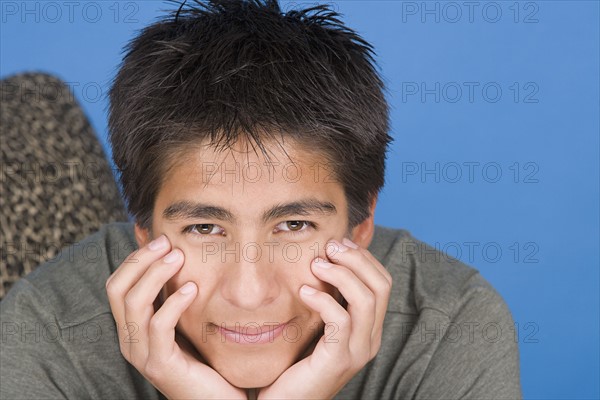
[155,138,346,220]
[191,138,325,172]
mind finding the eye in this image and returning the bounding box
[274,221,316,235]
[183,224,225,237]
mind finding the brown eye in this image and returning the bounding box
[286,221,304,231]
[183,223,226,237]
[197,224,215,234]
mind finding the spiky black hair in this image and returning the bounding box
[109,0,392,229]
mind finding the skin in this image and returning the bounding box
[106,138,392,399]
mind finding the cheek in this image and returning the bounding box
[164,239,338,300]
[278,241,336,297]
[163,247,220,298]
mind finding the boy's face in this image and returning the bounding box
[135,138,375,388]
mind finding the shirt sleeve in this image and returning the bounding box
[0,279,87,399]
[414,283,523,400]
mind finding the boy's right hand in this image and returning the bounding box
[105,234,247,400]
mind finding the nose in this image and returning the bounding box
[220,241,280,311]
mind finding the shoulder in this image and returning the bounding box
[0,222,163,399]
[364,225,521,398]
[2,222,137,325]
[369,224,502,318]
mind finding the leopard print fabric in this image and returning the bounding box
[0,73,128,299]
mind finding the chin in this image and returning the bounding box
[213,352,292,388]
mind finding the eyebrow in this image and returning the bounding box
[162,198,337,224]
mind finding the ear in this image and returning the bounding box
[350,195,378,249]
[134,223,152,249]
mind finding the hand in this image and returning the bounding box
[257,238,392,399]
[105,235,247,400]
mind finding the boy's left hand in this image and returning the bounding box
[258,238,393,400]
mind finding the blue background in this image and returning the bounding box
[1,1,598,398]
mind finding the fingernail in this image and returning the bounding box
[314,257,332,269]
[342,238,359,249]
[149,235,168,251]
[327,240,348,254]
[300,285,317,295]
[180,282,196,295]
[164,250,180,263]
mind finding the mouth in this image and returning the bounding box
[216,321,289,345]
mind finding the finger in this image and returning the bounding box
[347,240,393,286]
[357,247,393,286]
[310,258,376,351]
[123,249,185,363]
[355,247,392,353]
[298,284,351,357]
[147,282,198,368]
[106,235,172,328]
[326,239,392,289]
[325,240,392,343]
[107,234,171,287]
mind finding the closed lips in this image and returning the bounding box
[219,322,286,335]
[217,322,289,344]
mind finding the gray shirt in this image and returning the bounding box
[0,223,521,399]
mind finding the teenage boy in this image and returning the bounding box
[0,1,521,399]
